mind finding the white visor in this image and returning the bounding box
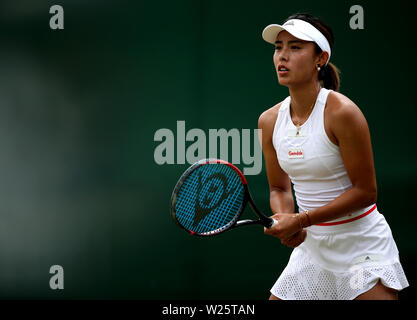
[262,19,331,65]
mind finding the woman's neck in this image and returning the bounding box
[288,82,322,115]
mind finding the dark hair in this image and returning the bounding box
[284,13,340,91]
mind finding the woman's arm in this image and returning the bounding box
[258,104,295,214]
[299,92,377,226]
[259,105,307,248]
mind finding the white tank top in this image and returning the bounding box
[272,87,375,223]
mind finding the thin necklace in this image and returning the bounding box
[292,94,318,136]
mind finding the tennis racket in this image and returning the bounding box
[170,158,278,236]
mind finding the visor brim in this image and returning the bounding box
[262,24,314,44]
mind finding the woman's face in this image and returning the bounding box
[273,30,321,87]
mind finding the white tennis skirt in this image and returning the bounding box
[270,206,409,300]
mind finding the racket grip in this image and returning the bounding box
[268,218,278,228]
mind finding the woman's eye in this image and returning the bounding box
[291,46,300,50]
[275,46,282,50]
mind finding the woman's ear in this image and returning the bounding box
[319,51,329,66]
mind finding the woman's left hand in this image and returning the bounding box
[281,229,307,248]
[264,213,302,240]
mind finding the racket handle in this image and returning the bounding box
[267,218,278,229]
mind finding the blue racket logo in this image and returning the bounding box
[193,171,237,226]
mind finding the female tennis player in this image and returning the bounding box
[258,13,409,300]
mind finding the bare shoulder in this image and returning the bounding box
[258,101,283,132]
[326,91,370,140]
[326,91,368,126]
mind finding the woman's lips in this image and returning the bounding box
[278,65,289,76]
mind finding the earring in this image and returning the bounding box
[317,64,321,71]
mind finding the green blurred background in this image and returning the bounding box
[0,0,415,299]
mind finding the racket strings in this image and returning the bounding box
[175,164,244,234]
[197,166,242,234]
[211,168,243,231]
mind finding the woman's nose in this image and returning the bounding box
[279,48,288,61]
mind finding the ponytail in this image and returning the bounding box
[319,62,340,91]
